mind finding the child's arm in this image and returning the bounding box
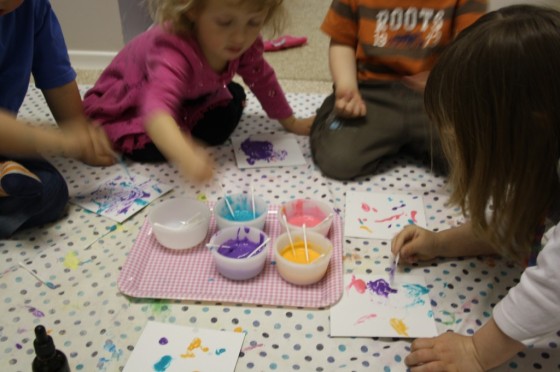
[42,81,116,166]
[237,37,314,136]
[328,40,366,118]
[405,318,524,371]
[0,109,80,158]
[144,111,214,183]
[279,116,314,136]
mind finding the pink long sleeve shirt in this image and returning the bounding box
[83,25,293,153]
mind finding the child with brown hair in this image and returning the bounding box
[84,0,313,183]
[392,5,560,370]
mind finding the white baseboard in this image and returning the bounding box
[68,50,117,70]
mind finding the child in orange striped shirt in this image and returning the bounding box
[310,0,487,180]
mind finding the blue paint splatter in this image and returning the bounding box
[134,199,148,207]
[103,340,123,362]
[403,283,430,307]
[76,175,151,215]
[154,355,173,371]
[45,281,59,289]
[97,357,110,370]
[215,348,226,355]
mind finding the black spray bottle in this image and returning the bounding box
[32,325,71,372]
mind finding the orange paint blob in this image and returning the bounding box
[390,318,409,336]
[281,241,322,264]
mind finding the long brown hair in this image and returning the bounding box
[148,0,285,37]
[425,5,560,260]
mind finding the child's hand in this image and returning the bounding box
[391,225,439,264]
[334,89,366,118]
[280,115,315,136]
[62,120,116,166]
[405,333,485,372]
[177,136,214,183]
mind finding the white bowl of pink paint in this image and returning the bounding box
[278,198,334,236]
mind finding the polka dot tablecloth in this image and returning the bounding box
[1,86,559,372]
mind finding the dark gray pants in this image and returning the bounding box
[310,81,444,180]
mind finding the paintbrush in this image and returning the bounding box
[282,214,297,256]
[244,237,271,258]
[223,195,237,220]
[115,154,134,184]
[18,262,60,289]
[389,253,400,286]
[302,223,310,263]
[251,184,256,219]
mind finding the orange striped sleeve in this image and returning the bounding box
[321,0,358,47]
[453,0,488,35]
[320,0,488,81]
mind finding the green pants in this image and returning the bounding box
[310,81,444,180]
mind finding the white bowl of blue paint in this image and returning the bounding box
[213,193,268,231]
[208,226,270,280]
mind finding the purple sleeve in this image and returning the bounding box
[237,37,293,120]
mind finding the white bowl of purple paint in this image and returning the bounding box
[208,226,270,280]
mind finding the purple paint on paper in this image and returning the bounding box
[76,176,153,215]
[240,137,287,165]
[16,343,23,350]
[367,279,397,298]
[158,337,168,345]
[25,306,44,318]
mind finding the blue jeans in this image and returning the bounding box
[0,158,68,238]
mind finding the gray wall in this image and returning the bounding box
[117,0,153,44]
[50,0,152,68]
[489,0,559,10]
[50,0,560,69]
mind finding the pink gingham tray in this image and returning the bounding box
[117,205,344,308]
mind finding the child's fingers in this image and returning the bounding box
[87,125,117,165]
[391,225,415,255]
[391,226,423,263]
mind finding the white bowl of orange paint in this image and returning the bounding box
[273,230,333,285]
